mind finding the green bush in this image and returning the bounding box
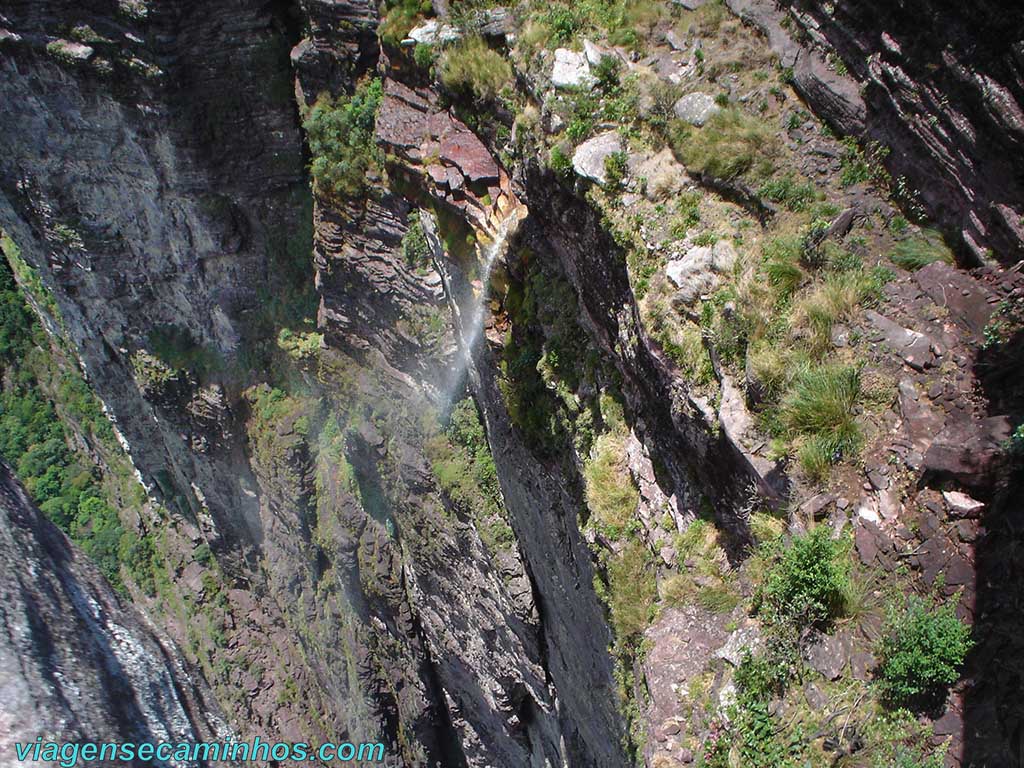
[756,527,852,627]
[878,597,972,708]
[549,145,573,178]
[303,79,383,199]
[673,108,777,181]
[440,37,511,102]
[890,229,955,271]
[584,432,639,537]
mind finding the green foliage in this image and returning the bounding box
[549,145,573,178]
[413,42,434,70]
[890,229,955,271]
[673,108,777,181]
[426,398,514,553]
[839,137,890,188]
[303,79,383,200]
[584,432,639,537]
[669,190,702,237]
[401,217,431,268]
[440,37,512,102]
[878,597,972,708]
[758,173,819,211]
[0,246,157,595]
[603,150,629,190]
[604,540,658,643]
[755,527,852,627]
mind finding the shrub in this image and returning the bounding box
[549,145,573,178]
[440,37,511,102]
[890,229,955,270]
[401,218,431,268]
[756,526,852,627]
[673,108,777,181]
[413,42,434,70]
[304,79,383,199]
[878,597,972,708]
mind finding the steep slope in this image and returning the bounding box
[0,460,229,764]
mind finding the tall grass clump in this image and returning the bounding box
[779,364,862,480]
[890,229,955,271]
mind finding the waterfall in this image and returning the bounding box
[424,195,527,407]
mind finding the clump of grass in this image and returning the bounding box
[584,432,640,537]
[603,541,658,642]
[890,229,955,270]
[440,37,512,102]
[672,108,778,181]
[778,363,862,480]
[758,173,819,211]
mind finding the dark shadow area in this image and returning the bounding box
[964,325,1024,766]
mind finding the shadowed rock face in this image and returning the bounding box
[728,0,1024,266]
[0,461,228,763]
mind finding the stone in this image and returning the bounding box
[804,683,828,711]
[923,416,1012,489]
[48,39,95,62]
[673,92,721,126]
[804,631,848,680]
[943,490,985,518]
[552,48,595,88]
[850,651,876,681]
[405,20,460,45]
[474,7,514,38]
[865,310,936,371]
[715,626,763,666]
[800,493,835,520]
[583,39,617,67]
[571,131,622,184]
[855,521,880,564]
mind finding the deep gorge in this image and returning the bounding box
[1,1,1022,766]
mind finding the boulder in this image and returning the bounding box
[865,310,937,371]
[715,626,763,667]
[405,20,460,45]
[804,631,848,680]
[552,48,595,88]
[923,416,1012,489]
[943,490,985,518]
[666,240,736,304]
[673,92,721,126]
[571,131,622,184]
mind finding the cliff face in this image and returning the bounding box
[728,0,1024,265]
[0,460,228,764]
[2,0,1023,766]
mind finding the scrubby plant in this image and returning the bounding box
[549,145,573,178]
[304,79,383,199]
[755,526,852,627]
[603,151,629,190]
[603,540,658,642]
[440,37,511,102]
[877,597,972,708]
